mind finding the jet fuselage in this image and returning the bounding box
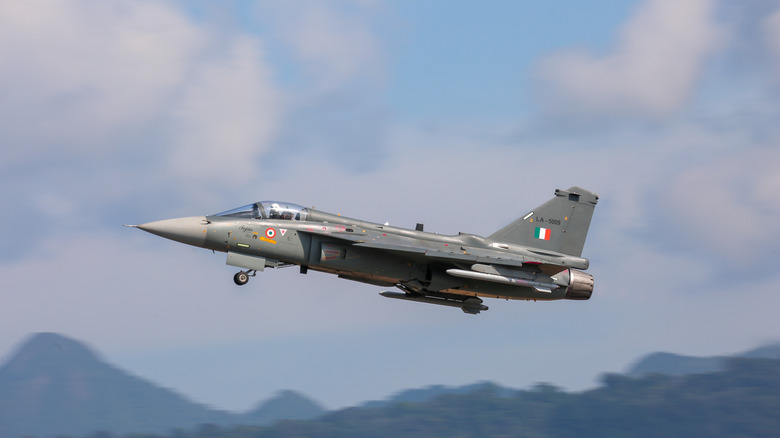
[131,187,599,313]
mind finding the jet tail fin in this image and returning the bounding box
[488,187,598,257]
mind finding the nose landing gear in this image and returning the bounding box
[233,270,256,286]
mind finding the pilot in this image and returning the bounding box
[269,203,281,219]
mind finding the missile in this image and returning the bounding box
[380,292,488,314]
[445,268,560,293]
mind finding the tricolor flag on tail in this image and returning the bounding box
[534,227,551,240]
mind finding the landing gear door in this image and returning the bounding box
[305,234,321,267]
[226,252,266,272]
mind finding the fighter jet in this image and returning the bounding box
[127,186,598,314]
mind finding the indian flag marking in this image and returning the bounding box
[534,227,551,240]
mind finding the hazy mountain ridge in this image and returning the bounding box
[0,333,324,438]
[626,343,780,377]
[119,357,780,438]
[361,381,516,409]
[3,333,780,438]
[241,390,325,425]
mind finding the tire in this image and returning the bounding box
[234,271,249,286]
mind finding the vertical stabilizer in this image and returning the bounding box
[488,187,598,257]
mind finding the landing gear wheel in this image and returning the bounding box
[234,271,249,286]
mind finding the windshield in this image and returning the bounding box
[215,203,261,219]
[215,201,308,221]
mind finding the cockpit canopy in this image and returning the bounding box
[214,201,308,221]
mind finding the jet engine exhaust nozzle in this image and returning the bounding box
[563,269,594,300]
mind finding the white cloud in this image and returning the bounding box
[0,0,392,217]
[169,36,281,184]
[660,146,780,263]
[0,1,201,158]
[0,0,280,194]
[256,1,384,91]
[536,0,720,119]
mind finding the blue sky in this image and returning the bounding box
[1,0,779,411]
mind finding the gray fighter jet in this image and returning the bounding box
[127,186,598,314]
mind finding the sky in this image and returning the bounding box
[1,0,779,412]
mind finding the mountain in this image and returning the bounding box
[4,333,780,438]
[240,390,325,425]
[626,342,780,377]
[741,343,780,359]
[0,333,233,437]
[362,381,516,409]
[199,357,780,438]
[0,333,324,438]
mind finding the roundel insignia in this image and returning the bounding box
[265,228,276,239]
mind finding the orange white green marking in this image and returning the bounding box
[534,227,551,240]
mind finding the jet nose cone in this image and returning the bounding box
[136,216,208,247]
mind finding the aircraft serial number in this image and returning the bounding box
[536,217,562,226]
